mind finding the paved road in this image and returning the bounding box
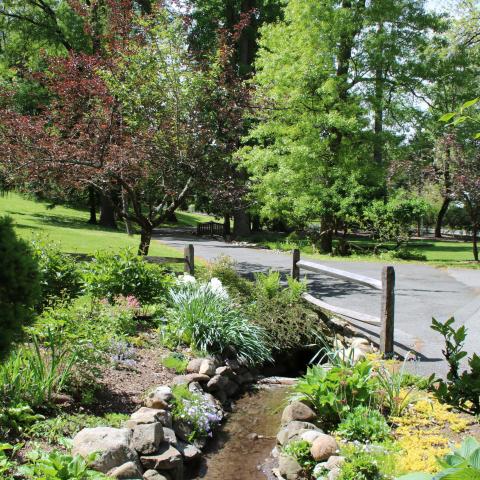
[155,230,480,377]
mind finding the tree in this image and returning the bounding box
[1,5,242,255]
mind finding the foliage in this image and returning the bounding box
[282,440,316,474]
[0,443,21,480]
[389,248,428,262]
[161,353,188,374]
[0,329,77,408]
[170,385,222,441]
[0,404,44,437]
[165,277,271,365]
[28,413,129,445]
[337,406,391,443]
[31,239,82,307]
[199,256,254,301]
[0,215,41,359]
[338,451,383,480]
[397,437,480,480]
[431,317,480,414]
[18,449,108,480]
[293,362,375,427]
[82,249,173,304]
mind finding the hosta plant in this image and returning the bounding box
[397,437,480,480]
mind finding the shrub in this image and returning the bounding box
[389,247,427,261]
[430,317,480,414]
[161,353,188,373]
[293,361,376,427]
[338,451,383,480]
[31,239,82,306]
[82,248,173,304]
[337,406,391,443]
[170,385,222,441]
[0,216,41,359]
[165,277,271,365]
[282,440,316,474]
[0,404,44,437]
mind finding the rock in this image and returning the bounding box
[300,429,323,445]
[177,441,201,462]
[207,374,228,391]
[225,358,241,371]
[213,389,227,404]
[186,358,204,374]
[349,337,369,348]
[278,453,303,480]
[173,420,194,443]
[343,347,366,363]
[215,366,233,377]
[237,371,254,385]
[108,461,143,479]
[310,434,339,462]
[276,421,322,446]
[199,359,217,376]
[143,470,170,480]
[126,408,172,429]
[324,456,345,471]
[224,379,239,397]
[140,443,182,470]
[145,386,173,410]
[281,401,317,425]
[132,423,163,455]
[163,427,178,446]
[171,374,210,386]
[328,467,341,480]
[73,427,137,474]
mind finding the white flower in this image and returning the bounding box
[177,274,196,285]
[208,277,229,299]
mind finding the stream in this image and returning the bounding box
[192,385,288,480]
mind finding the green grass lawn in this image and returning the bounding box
[0,193,182,257]
[247,232,479,268]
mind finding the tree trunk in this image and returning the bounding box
[223,213,231,236]
[120,188,132,236]
[251,214,261,232]
[233,209,251,237]
[320,227,333,254]
[435,197,450,238]
[88,186,97,224]
[138,226,152,256]
[99,193,117,229]
[473,224,479,262]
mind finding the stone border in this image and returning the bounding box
[72,357,257,480]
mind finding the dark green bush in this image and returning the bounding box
[31,239,82,306]
[337,406,391,443]
[0,216,41,359]
[82,248,173,304]
[338,451,383,480]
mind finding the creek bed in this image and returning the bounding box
[192,385,288,480]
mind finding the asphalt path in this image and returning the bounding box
[155,229,480,377]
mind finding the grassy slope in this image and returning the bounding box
[0,193,183,257]
[248,232,479,268]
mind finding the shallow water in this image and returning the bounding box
[193,386,287,480]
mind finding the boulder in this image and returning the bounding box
[171,374,210,386]
[108,461,143,479]
[145,386,173,410]
[126,408,172,429]
[186,358,203,374]
[143,470,170,480]
[300,429,323,445]
[276,421,322,446]
[177,441,201,462]
[207,374,228,392]
[73,427,137,474]
[281,401,317,425]
[237,371,254,385]
[224,358,241,371]
[310,434,339,462]
[163,427,178,446]
[131,423,163,455]
[278,453,302,480]
[224,379,239,397]
[328,467,341,480]
[215,366,233,377]
[140,443,182,471]
[199,359,217,376]
[173,420,194,443]
[324,456,345,471]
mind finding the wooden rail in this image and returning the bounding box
[292,249,395,356]
[67,244,195,275]
[197,221,225,236]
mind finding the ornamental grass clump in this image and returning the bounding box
[165,276,271,365]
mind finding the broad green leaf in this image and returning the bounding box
[439,112,456,122]
[467,448,480,470]
[474,132,480,139]
[396,473,433,480]
[458,437,480,459]
[452,116,468,125]
[461,98,479,110]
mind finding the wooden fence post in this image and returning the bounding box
[380,266,395,357]
[292,249,300,281]
[184,244,194,275]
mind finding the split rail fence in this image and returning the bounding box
[291,249,395,356]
